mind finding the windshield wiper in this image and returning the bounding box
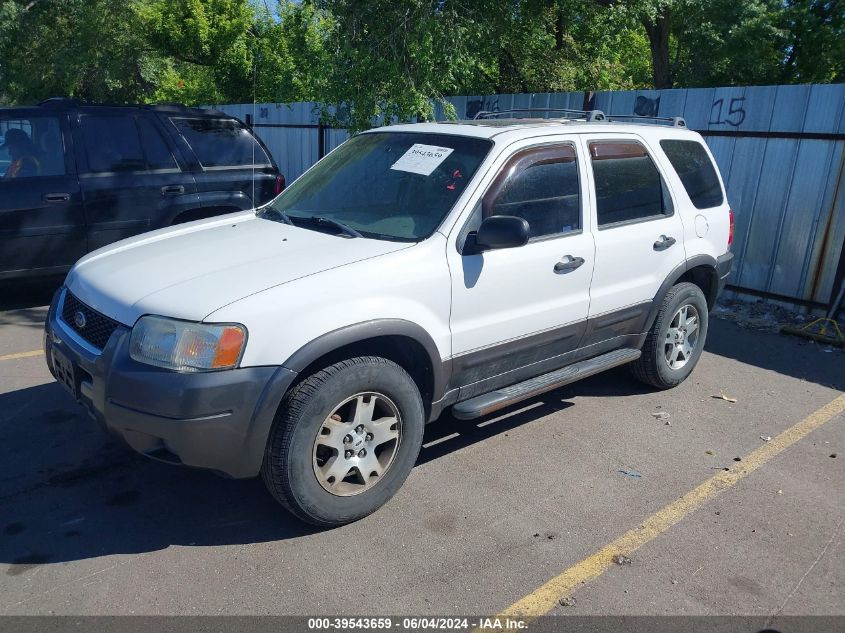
[293,216,363,239]
[257,207,293,225]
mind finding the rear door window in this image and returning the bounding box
[660,139,724,209]
[0,116,66,178]
[80,116,147,173]
[589,140,673,227]
[170,117,271,168]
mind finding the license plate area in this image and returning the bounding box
[52,348,78,399]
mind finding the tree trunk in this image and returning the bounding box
[554,9,564,50]
[642,12,673,89]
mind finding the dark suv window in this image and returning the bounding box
[81,115,178,173]
[171,118,270,168]
[484,145,580,239]
[589,141,672,227]
[0,116,66,178]
[660,140,724,209]
[80,116,147,173]
[137,118,177,171]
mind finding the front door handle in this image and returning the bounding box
[161,185,185,196]
[653,235,676,251]
[43,192,70,203]
[554,255,585,274]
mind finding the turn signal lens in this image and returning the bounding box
[212,327,246,368]
[130,316,247,372]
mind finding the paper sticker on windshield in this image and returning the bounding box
[390,144,455,176]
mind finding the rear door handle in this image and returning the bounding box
[161,185,185,196]
[653,235,676,251]
[43,193,70,203]
[554,255,585,274]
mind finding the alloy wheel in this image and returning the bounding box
[312,392,402,496]
[664,304,700,370]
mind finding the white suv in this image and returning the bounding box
[45,110,734,526]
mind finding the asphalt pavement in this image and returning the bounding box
[0,280,842,617]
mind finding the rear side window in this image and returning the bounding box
[660,140,724,209]
[171,118,271,168]
[589,141,672,227]
[484,145,581,239]
[80,116,147,173]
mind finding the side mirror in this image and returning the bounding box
[465,216,530,254]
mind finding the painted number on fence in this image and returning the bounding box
[709,97,746,127]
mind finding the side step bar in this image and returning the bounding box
[451,348,642,420]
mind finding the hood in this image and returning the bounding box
[66,214,410,325]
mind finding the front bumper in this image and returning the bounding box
[45,289,296,478]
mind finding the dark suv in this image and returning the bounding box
[0,98,284,280]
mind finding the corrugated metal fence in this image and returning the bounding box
[213,83,845,307]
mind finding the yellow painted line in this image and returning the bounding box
[496,393,845,621]
[0,349,42,362]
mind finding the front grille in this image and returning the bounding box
[60,291,120,351]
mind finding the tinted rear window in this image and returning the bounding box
[660,140,724,209]
[171,117,271,168]
[81,116,146,173]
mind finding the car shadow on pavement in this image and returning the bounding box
[704,319,845,392]
[0,383,320,572]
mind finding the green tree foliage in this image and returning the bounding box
[779,0,845,83]
[0,0,842,128]
[0,0,160,103]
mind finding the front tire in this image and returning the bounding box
[630,282,709,389]
[261,356,425,526]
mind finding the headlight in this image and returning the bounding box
[129,316,246,372]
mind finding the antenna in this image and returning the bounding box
[251,45,257,210]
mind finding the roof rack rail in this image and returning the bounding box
[605,114,686,128]
[143,103,227,116]
[38,97,80,108]
[473,108,606,122]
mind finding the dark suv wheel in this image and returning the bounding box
[630,282,709,389]
[261,356,425,526]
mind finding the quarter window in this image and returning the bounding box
[484,145,581,239]
[171,117,271,168]
[660,139,724,209]
[589,141,672,227]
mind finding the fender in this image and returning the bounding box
[282,319,450,401]
[644,254,720,332]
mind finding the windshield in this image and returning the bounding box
[263,132,492,241]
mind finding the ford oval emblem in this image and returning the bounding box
[73,310,87,329]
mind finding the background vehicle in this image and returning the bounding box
[0,98,284,280]
[45,110,733,526]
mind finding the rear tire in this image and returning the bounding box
[261,356,424,527]
[630,282,709,389]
